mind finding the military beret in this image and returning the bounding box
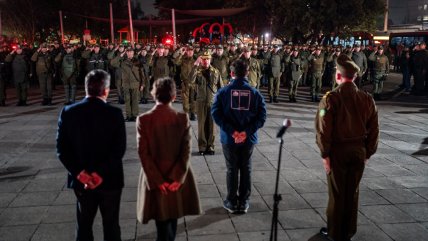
[336,54,360,78]
[200,50,212,59]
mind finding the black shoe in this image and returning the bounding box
[16,101,22,106]
[320,227,328,237]
[0,100,5,106]
[204,150,215,155]
[42,98,48,106]
[223,200,238,214]
[273,97,279,103]
[118,98,125,104]
[293,97,297,103]
[47,98,53,106]
[20,101,28,106]
[315,96,319,102]
[269,97,273,103]
[189,113,196,121]
[125,117,135,122]
[140,98,148,104]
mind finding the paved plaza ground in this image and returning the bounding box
[0,73,428,241]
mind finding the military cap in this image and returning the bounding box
[93,44,100,48]
[353,43,361,47]
[251,46,257,51]
[126,47,134,52]
[378,45,384,50]
[157,44,165,49]
[273,44,279,49]
[194,44,200,48]
[292,47,299,52]
[315,46,322,50]
[419,41,426,46]
[242,47,251,52]
[336,54,360,78]
[40,43,48,48]
[335,47,341,52]
[200,50,212,59]
[215,44,223,49]
[186,45,194,50]
[346,45,352,48]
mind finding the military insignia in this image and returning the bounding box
[323,91,331,99]
[319,109,326,117]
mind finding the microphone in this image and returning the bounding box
[276,119,292,138]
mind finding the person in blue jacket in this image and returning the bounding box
[211,59,267,214]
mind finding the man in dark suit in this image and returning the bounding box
[56,69,126,241]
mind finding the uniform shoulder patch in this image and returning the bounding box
[319,108,327,117]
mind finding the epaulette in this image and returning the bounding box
[322,91,331,99]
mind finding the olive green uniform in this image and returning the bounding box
[300,50,310,86]
[268,51,284,101]
[326,53,340,89]
[368,52,389,96]
[148,55,170,81]
[308,53,325,100]
[241,56,261,88]
[31,52,53,104]
[190,65,223,152]
[0,51,7,105]
[111,56,144,119]
[107,50,125,103]
[315,82,379,241]
[6,53,30,105]
[174,54,197,114]
[55,53,78,103]
[211,54,229,85]
[289,55,302,100]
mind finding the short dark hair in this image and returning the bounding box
[151,77,176,104]
[230,59,249,78]
[85,70,110,97]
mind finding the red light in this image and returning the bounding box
[12,45,17,50]
[165,39,172,44]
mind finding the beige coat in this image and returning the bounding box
[136,104,201,224]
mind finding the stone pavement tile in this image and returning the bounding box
[10,191,58,207]
[120,201,136,219]
[301,192,328,208]
[121,187,137,202]
[279,158,308,170]
[253,170,279,183]
[124,174,139,188]
[285,228,320,241]
[362,167,386,178]
[22,178,65,192]
[405,164,428,175]
[359,190,390,206]
[280,168,319,181]
[0,192,17,207]
[188,233,239,241]
[254,181,296,195]
[314,208,372,225]
[360,177,404,190]
[216,184,261,199]
[253,161,276,171]
[263,193,311,210]
[359,205,415,224]
[299,159,323,169]
[352,224,393,241]
[411,187,428,200]
[366,156,394,167]
[384,154,424,165]
[186,214,235,236]
[397,203,428,222]
[0,224,38,241]
[379,223,428,241]
[199,197,227,214]
[0,180,30,193]
[238,230,290,241]
[371,164,416,177]
[389,175,428,188]
[53,190,74,205]
[211,172,227,185]
[123,163,142,176]
[98,218,136,241]
[193,172,215,185]
[206,161,227,172]
[278,209,325,229]
[33,167,65,179]
[231,211,272,232]
[197,184,221,198]
[31,222,75,241]
[42,204,75,223]
[0,206,48,226]
[288,180,327,194]
[376,188,427,204]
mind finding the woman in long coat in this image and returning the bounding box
[136,77,201,241]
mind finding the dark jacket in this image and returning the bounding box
[56,97,126,190]
[211,77,267,145]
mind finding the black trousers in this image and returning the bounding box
[222,143,254,204]
[155,219,178,241]
[74,188,122,241]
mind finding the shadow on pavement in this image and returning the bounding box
[412,137,428,156]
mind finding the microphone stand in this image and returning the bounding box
[269,134,284,241]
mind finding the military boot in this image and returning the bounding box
[190,113,196,121]
[269,96,273,103]
[273,96,279,103]
[42,98,48,106]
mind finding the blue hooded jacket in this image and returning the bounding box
[211,77,267,145]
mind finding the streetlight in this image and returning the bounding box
[265,33,270,45]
